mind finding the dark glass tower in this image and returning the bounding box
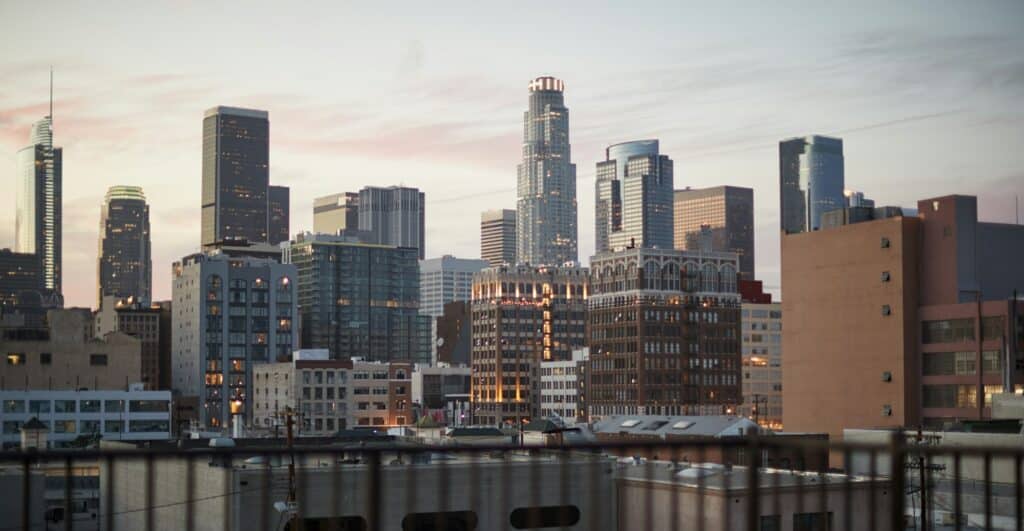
[595,140,674,252]
[201,106,270,247]
[16,116,62,295]
[517,76,577,266]
[674,186,755,280]
[779,135,844,234]
[98,186,151,305]
[268,185,290,245]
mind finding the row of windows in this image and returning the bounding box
[6,353,107,366]
[2,399,168,414]
[2,419,169,434]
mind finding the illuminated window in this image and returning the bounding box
[6,353,25,366]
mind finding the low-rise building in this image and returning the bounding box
[0,389,171,448]
[738,301,782,429]
[350,359,412,428]
[94,296,168,390]
[539,348,587,422]
[252,350,351,436]
[1,308,143,391]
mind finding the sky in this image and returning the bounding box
[1,1,1023,308]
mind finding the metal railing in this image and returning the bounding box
[1,434,1021,531]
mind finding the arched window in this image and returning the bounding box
[626,263,637,291]
[701,263,717,292]
[663,262,680,291]
[720,264,737,293]
[683,262,699,292]
[644,261,660,290]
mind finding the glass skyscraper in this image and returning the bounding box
[674,186,755,280]
[267,185,290,245]
[517,76,577,266]
[97,186,152,305]
[357,186,426,260]
[595,140,673,252]
[201,106,270,247]
[16,116,62,295]
[779,135,845,233]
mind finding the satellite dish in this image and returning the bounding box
[436,337,444,347]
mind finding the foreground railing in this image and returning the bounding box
[1,434,1021,530]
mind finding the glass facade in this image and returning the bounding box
[779,135,844,234]
[517,77,577,266]
[357,186,425,260]
[201,107,270,247]
[267,185,290,246]
[673,186,755,280]
[97,186,151,305]
[596,140,673,252]
[15,116,62,294]
[480,209,516,267]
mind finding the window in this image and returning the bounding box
[880,237,890,248]
[923,384,977,408]
[793,512,833,531]
[40,353,52,365]
[90,354,108,366]
[881,271,890,282]
[922,319,975,344]
[759,515,781,531]
[403,511,478,531]
[80,400,101,413]
[982,350,1003,375]
[54,400,76,413]
[104,400,124,413]
[982,316,1005,341]
[130,400,169,413]
[129,420,169,433]
[81,420,101,433]
[54,420,76,434]
[922,352,976,376]
[3,421,22,434]
[881,305,891,316]
[6,353,25,365]
[3,400,25,413]
[29,400,50,414]
[104,421,123,433]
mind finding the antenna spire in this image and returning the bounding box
[48,67,53,147]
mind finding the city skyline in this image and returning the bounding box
[2,2,1023,307]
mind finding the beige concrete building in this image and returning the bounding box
[738,302,783,429]
[1,308,142,390]
[94,296,165,390]
[782,195,1024,451]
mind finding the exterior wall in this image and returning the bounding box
[436,301,472,365]
[587,248,741,419]
[0,389,171,448]
[349,360,411,427]
[0,249,43,306]
[357,186,426,259]
[470,265,589,426]
[412,365,471,410]
[782,216,921,442]
[1,308,142,391]
[313,192,359,235]
[267,185,290,246]
[95,297,163,390]
[171,252,297,429]
[419,255,488,318]
[539,350,586,421]
[480,209,516,267]
[674,186,755,280]
[738,302,783,429]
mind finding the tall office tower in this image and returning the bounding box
[0,250,43,307]
[480,209,516,267]
[284,232,428,363]
[314,192,360,235]
[171,251,297,429]
[97,186,151,305]
[419,255,489,318]
[201,106,270,247]
[16,114,62,295]
[595,140,674,252]
[673,186,755,280]
[470,264,588,426]
[516,76,578,266]
[357,186,426,260]
[779,135,844,234]
[267,185,290,245]
[586,248,741,419]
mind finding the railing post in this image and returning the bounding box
[890,432,906,531]
[747,434,760,531]
[365,450,381,530]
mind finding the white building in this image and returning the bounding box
[0,389,172,448]
[539,348,587,423]
[739,302,783,429]
[252,349,350,436]
[419,255,489,318]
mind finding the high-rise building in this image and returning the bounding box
[586,248,741,419]
[16,115,62,295]
[201,106,270,247]
[738,301,782,429]
[674,186,755,280]
[470,264,588,425]
[171,251,297,429]
[357,186,425,260]
[844,190,875,208]
[436,301,472,366]
[782,195,1024,452]
[267,185,290,245]
[419,255,489,318]
[284,232,427,363]
[779,135,844,234]
[480,209,516,267]
[517,77,577,266]
[313,192,360,235]
[0,250,43,307]
[595,140,674,252]
[97,186,151,306]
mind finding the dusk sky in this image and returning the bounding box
[2,1,1023,308]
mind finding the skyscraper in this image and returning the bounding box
[284,232,428,363]
[419,255,489,318]
[97,186,151,305]
[517,76,577,266]
[595,140,674,252]
[779,135,844,233]
[674,186,755,280]
[267,185,290,245]
[357,186,426,260]
[314,192,360,235]
[480,209,516,266]
[16,113,62,295]
[201,106,270,247]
